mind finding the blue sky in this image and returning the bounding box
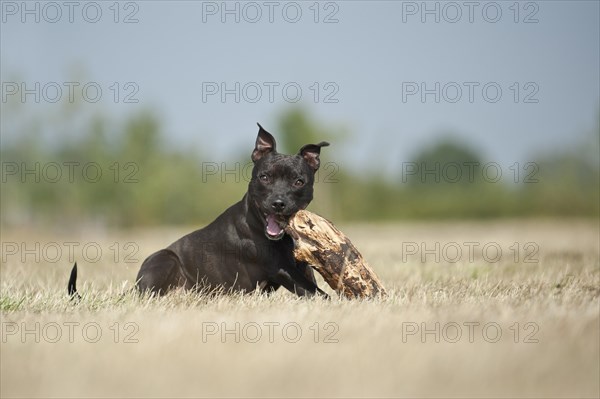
[2,1,599,175]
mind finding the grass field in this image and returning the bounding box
[1,219,599,398]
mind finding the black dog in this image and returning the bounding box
[69,124,329,298]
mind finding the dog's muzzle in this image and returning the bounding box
[263,213,288,240]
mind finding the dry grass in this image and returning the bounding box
[1,219,599,398]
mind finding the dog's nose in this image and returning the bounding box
[271,199,286,212]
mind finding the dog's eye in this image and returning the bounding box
[294,178,305,187]
[259,174,269,183]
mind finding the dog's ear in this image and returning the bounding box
[252,123,277,162]
[299,141,330,171]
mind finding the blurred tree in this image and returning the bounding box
[276,107,341,153]
[2,105,598,229]
[404,137,483,186]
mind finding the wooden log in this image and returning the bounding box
[286,210,388,299]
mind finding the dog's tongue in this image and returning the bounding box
[266,214,284,237]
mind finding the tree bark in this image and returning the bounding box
[286,210,388,299]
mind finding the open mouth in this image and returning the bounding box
[263,213,289,240]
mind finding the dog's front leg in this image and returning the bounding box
[270,268,329,298]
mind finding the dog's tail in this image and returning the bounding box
[68,262,82,301]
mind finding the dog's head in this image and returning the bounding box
[249,123,329,240]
